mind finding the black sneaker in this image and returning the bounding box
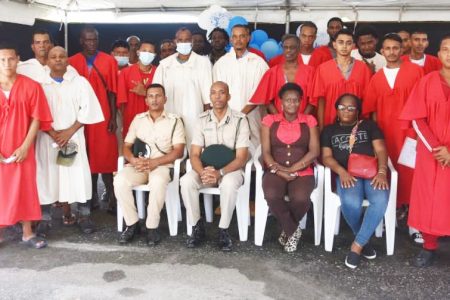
[218,228,232,252]
[345,251,361,269]
[146,229,161,246]
[118,222,139,244]
[362,244,377,260]
[36,220,52,238]
[186,219,206,248]
[78,217,96,234]
[414,249,435,268]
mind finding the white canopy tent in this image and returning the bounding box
[1,0,450,26]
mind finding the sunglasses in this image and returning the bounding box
[337,104,357,112]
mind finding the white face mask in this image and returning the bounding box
[114,56,129,67]
[176,42,192,55]
[138,52,156,66]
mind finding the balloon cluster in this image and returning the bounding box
[198,6,283,61]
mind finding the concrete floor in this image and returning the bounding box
[0,203,449,300]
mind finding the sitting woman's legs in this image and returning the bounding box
[263,173,297,236]
[286,175,315,224]
[336,177,365,238]
[354,179,389,247]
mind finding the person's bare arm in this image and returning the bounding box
[317,97,325,131]
[371,139,389,190]
[190,144,205,176]
[143,144,185,172]
[371,112,377,122]
[107,92,118,133]
[303,103,316,115]
[266,103,278,114]
[54,121,84,147]
[241,104,257,115]
[322,146,356,189]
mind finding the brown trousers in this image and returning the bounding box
[262,173,315,236]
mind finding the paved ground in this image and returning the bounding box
[0,202,449,300]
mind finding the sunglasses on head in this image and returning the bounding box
[337,104,357,112]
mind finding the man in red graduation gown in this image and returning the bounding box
[250,34,314,114]
[117,41,157,139]
[399,35,450,267]
[363,33,424,243]
[69,26,118,218]
[312,29,371,130]
[0,42,52,248]
[401,30,442,75]
[269,22,322,68]
[312,17,344,66]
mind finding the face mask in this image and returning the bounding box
[176,42,192,55]
[138,52,156,66]
[114,56,129,67]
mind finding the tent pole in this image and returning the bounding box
[64,11,68,52]
[285,1,290,33]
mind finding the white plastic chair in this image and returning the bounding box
[253,146,324,246]
[323,159,397,255]
[185,157,253,241]
[116,149,186,236]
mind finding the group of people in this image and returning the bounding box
[0,16,449,270]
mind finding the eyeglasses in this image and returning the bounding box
[337,104,357,112]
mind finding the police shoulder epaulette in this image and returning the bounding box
[199,110,210,118]
[136,112,148,119]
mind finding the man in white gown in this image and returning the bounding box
[212,24,268,152]
[36,47,104,235]
[153,27,212,146]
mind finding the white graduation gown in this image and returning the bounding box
[36,68,104,205]
[212,48,269,151]
[153,52,212,146]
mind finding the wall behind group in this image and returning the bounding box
[1,19,448,60]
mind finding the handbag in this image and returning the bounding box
[347,120,378,179]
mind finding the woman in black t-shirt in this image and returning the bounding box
[321,93,390,269]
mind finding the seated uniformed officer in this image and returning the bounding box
[114,83,185,246]
[180,81,250,251]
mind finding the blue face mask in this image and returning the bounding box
[176,42,192,55]
[114,56,129,67]
[138,51,156,66]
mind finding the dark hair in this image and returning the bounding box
[300,21,318,34]
[0,41,19,55]
[411,29,428,36]
[327,17,344,28]
[160,39,175,48]
[355,25,378,40]
[111,40,129,52]
[192,32,206,40]
[334,28,354,41]
[382,33,403,46]
[208,27,229,42]
[80,25,99,38]
[147,83,166,95]
[281,34,300,47]
[231,24,250,34]
[439,33,450,48]
[334,93,362,121]
[175,27,191,38]
[32,29,53,44]
[278,82,303,99]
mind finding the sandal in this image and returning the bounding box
[21,235,47,249]
[36,220,52,238]
[62,213,77,226]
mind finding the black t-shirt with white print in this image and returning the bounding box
[320,119,384,169]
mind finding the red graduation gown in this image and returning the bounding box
[363,62,423,205]
[401,54,442,75]
[117,64,155,139]
[400,71,450,236]
[311,59,371,126]
[249,63,314,113]
[69,52,118,173]
[249,47,267,61]
[0,75,52,226]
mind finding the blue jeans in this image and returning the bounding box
[336,177,389,247]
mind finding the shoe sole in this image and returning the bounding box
[345,257,358,269]
[362,253,377,260]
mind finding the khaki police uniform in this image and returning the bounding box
[114,111,185,229]
[180,107,250,229]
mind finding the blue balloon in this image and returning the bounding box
[249,43,260,51]
[267,38,278,44]
[251,29,269,47]
[277,44,283,55]
[228,16,248,31]
[261,40,279,60]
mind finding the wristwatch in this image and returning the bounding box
[219,169,225,177]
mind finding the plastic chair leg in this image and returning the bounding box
[136,191,146,220]
[203,194,213,223]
